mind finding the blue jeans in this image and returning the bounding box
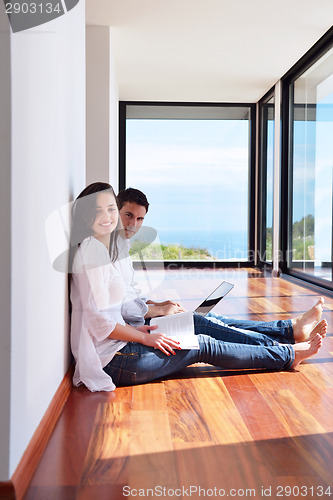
[103,313,295,386]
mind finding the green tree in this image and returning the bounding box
[293,214,314,239]
[292,214,315,260]
[130,242,214,261]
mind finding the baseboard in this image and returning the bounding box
[11,364,74,500]
[0,482,15,500]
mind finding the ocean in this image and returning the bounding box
[156,228,248,260]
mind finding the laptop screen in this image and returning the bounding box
[194,281,234,316]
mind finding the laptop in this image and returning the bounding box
[194,281,234,316]
[150,281,234,349]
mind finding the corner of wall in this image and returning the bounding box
[86,25,119,188]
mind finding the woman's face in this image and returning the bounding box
[91,191,118,241]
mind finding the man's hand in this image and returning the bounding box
[159,303,185,315]
[150,300,181,307]
[145,301,186,319]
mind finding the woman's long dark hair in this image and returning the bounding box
[69,182,121,271]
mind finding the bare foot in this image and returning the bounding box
[291,334,322,369]
[292,297,325,342]
[308,319,327,341]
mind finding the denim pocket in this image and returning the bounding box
[103,352,137,386]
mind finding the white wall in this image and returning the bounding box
[8,2,86,477]
[0,1,12,481]
[109,32,119,189]
[86,26,119,188]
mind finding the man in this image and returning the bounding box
[116,188,327,347]
[117,187,148,239]
[117,188,185,319]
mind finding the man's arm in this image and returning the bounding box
[117,236,186,320]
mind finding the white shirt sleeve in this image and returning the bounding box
[116,237,149,326]
[70,237,127,391]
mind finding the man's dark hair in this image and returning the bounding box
[117,187,149,213]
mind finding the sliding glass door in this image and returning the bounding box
[284,41,333,286]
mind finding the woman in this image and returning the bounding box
[70,183,326,392]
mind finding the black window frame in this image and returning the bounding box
[119,101,256,268]
[258,86,275,269]
[280,26,333,291]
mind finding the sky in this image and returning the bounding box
[126,118,249,237]
[125,96,332,261]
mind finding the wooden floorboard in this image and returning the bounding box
[23,269,333,499]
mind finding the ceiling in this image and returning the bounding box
[86,0,333,103]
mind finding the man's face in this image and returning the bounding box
[119,201,147,239]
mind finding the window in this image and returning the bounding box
[121,104,255,263]
[284,41,333,286]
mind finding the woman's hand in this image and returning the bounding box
[135,324,181,356]
[144,333,181,355]
[110,323,181,356]
[136,324,158,334]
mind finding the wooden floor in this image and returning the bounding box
[24,268,333,500]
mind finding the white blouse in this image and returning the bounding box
[115,236,149,326]
[70,237,127,391]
